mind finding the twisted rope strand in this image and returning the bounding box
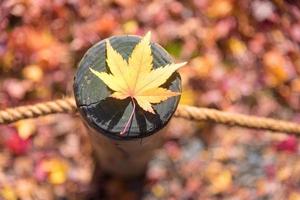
[0,97,300,135]
[0,97,76,124]
[175,105,300,135]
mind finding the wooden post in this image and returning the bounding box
[73,35,181,178]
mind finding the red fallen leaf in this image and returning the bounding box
[164,141,181,161]
[290,24,300,42]
[264,164,276,179]
[5,130,31,155]
[276,136,298,153]
[34,160,48,182]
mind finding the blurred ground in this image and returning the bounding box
[0,0,300,199]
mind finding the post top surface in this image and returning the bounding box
[74,35,181,140]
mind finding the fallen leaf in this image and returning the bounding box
[90,32,186,134]
[228,37,247,56]
[22,64,44,82]
[276,166,292,181]
[15,119,36,139]
[41,158,69,185]
[5,132,31,155]
[179,89,197,106]
[0,185,17,200]
[205,162,232,194]
[15,178,36,199]
[114,0,137,7]
[276,136,298,153]
[123,20,139,34]
[291,78,300,92]
[207,0,233,19]
[151,184,166,198]
[263,50,288,86]
[289,192,300,200]
[190,55,214,78]
[209,169,232,194]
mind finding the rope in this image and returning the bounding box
[0,97,300,135]
[175,105,300,135]
[0,98,76,124]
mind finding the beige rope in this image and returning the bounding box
[175,105,300,135]
[0,97,76,124]
[0,97,300,135]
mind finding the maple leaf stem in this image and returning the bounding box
[120,98,136,135]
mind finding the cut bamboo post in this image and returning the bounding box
[73,35,181,178]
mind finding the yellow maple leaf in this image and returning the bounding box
[90,32,186,134]
[90,32,186,133]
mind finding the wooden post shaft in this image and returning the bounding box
[73,35,181,177]
[88,126,165,177]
